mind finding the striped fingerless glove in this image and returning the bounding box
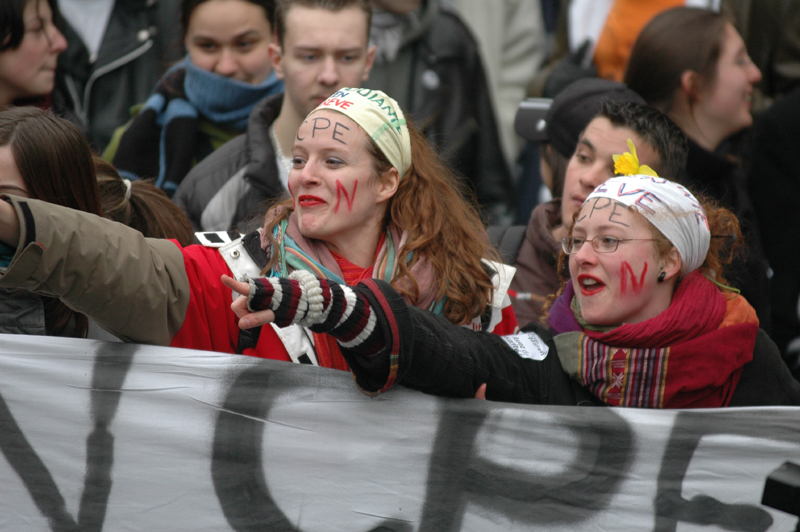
[247,270,383,354]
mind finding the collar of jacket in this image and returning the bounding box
[243,93,285,198]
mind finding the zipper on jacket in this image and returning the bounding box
[63,75,87,125]
[82,39,154,116]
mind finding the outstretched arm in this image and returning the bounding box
[0,195,191,345]
[0,198,20,247]
[223,273,590,405]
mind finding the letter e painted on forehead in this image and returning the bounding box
[332,121,350,145]
[609,201,630,226]
[312,117,331,137]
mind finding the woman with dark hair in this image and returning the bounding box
[0,0,67,106]
[624,7,772,334]
[103,0,282,196]
[0,89,516,367]
[224,171,800,407]
[0,106,100,337]
[94,157,194,248]
[0,107,199,339]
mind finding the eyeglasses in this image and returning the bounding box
[561,235,658,254]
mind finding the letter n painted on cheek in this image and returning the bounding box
[335,179,358,213]
[620,261,648,295]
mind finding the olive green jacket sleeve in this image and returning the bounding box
[0,195,191,345]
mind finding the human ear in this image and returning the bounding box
[362,45,377,81]
[376,167,400,202]
[680,70,700,100]
[268,43,285,79]
[661,246,683,283]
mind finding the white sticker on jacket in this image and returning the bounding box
[501,332,549,361]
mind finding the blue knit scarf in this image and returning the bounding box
[112,56,283,195]
[183,57,283,130]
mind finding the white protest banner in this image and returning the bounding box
[1,333,799,531]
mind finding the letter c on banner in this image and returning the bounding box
[212,365,414,532]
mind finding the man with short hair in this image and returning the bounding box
[510,97,688,324]
[174,0,375,232]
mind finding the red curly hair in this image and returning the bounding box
[263,117,499,325]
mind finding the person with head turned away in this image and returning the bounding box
[0,107,192,340]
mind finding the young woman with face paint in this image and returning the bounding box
[0,88,516,370]
[225,87,518,369]
[102,0,282,197]
[224,171,800,407]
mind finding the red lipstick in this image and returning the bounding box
[577,274,604,296]
[298,195,325,207]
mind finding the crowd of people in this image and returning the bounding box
[0,0,799,408]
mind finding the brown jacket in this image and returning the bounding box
[0,196,190,345]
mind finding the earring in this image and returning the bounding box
[658,271,666,283]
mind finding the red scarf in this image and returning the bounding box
[555,271,759,408]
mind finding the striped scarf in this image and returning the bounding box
[550,271,759,408]
[265,214,442,369]
[266,214,441,311]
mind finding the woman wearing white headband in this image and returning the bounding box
[225,163,800,406]
[0,89,516,368]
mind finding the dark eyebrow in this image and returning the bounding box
[577,137,595,152]
[193,29,262,41]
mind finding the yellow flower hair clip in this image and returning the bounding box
[613,138,659,177]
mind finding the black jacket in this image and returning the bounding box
[343,280,800,407]
[685,138,773,334]
[747,87,800,377]
[366,0,515,224]
[172,94,286,232]
[52,0,181,151]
